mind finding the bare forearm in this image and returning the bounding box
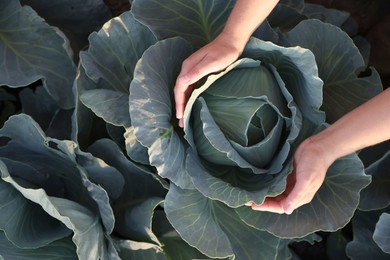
[312,87,390,162]
[220,0,279,50]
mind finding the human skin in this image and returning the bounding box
[250,87,390,214]
[174,0,279,127]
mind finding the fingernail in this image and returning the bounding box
[245,202,252,206]
[179,118,184,128]
[284,204,294,215]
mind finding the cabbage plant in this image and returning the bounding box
[128,0,383,258]
[0,114,122,259]
[0,114,191,259]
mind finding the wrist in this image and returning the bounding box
[301,131,341,167]
[218,29,248,55]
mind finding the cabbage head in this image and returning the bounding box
[182,42,325,207]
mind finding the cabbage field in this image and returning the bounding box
[0,0,389,259]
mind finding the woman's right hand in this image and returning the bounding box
[174,34,243,127]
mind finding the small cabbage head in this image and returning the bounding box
[183,39,325,208]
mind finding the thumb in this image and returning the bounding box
[282,202,295,215]
[282,180,309,215]
[178,57,221,86]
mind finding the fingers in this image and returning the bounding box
[174,55,221,125]
[174,50,208,120]
[250,198,286,214]
[245,133,331,215]
[174,79,194,128]
[174,48,236,126]
[282,176,319,215]
[247,178,318,215]
[282,187,309,215]
[247,167,316,214]
[249,174,323,215]
[247,168,296,214]
[247,195,301,215]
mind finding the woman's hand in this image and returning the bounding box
[248,136,335,214]
[174,34,242,127]
[174,0,280,127]
[248,87,390,214]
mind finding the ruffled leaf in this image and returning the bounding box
[114,239,165,260]
[132,0,235,49]
[87,139,168,244]
[0,176,70,248]
[165,184,292,259]
[280,19,383,123]
[80,89,131,127]
[373,213,390,254]
[0,114,123,259]
[0,0,76,108]
[76,11,157,142]
[129,37,193,188]
[359,150,390,211]
[79,12,156,93]
[19,86,73,140]
[20,0,112,55]
[1,172,117,259]
[346,209,390,259]
[0,231,77,259]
